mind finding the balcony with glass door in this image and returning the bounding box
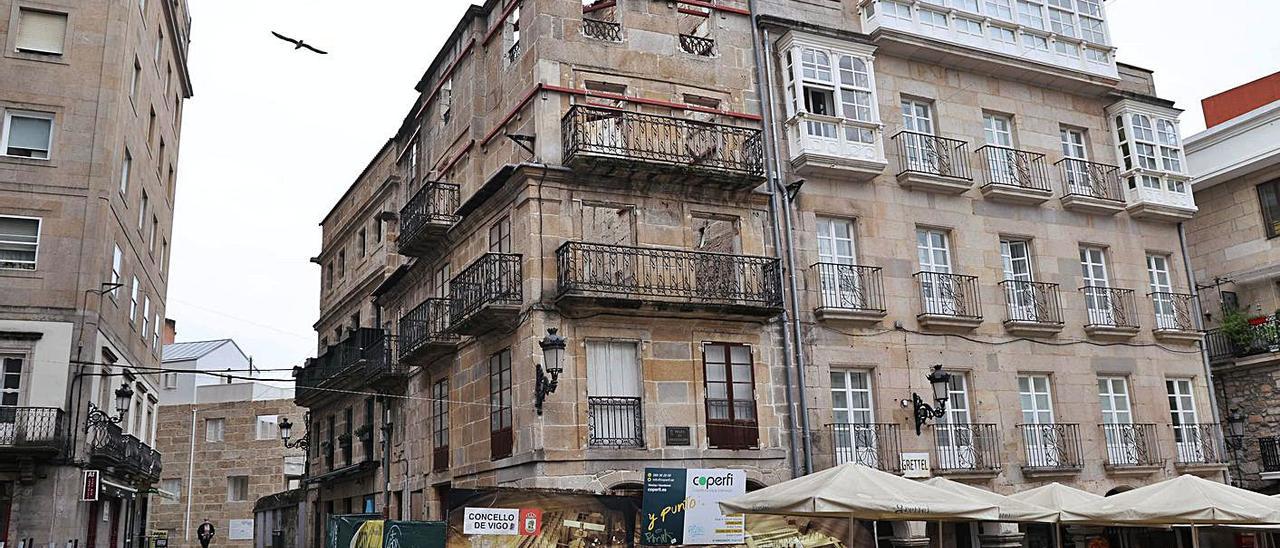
[1018,423,1083,476]
[999,280,1064,335]
[1108,106,1198,222]
[931,423,1001,477]
[1172,423,1229,471]
[1124,174,1198,222]
[892,131,973,194]
[555,241,782,318]
[397,298,459,364]
[914,271,982,329]
[1149,292,1201,343]
[1080,286,1140,338]
[827,423,901,473]
[812,263,886,323]
[561,105,765,189]
[976,146,1053,204]
[1056,158,1125,214]
[1099,423,1162,472]
[397,181,460,257]
[448,253,523,335]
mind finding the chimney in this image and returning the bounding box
[163,318,178,345]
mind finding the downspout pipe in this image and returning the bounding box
[762,29,815,475]
[1178,222,1228,482]
[746,0,803,479]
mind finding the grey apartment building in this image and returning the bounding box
[0,0,192,545]
[294,1,1213,546]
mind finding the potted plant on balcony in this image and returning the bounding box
[354,424,373,442]
[1221,308,1254,356]
[337,432,353,448]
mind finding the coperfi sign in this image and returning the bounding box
[641,468,745,545]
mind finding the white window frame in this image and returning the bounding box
[227,475,249,502]
[585,340,642,445]
[783,41,880,147]
[1147,254,1177,329]
[206,417,225,442]
[1098,376,1136,465]
[111,244,123,297]
[120,149,132,196]
[935,373,976,469]
[256,414,280,440]
[830,369,882,468]
[162,372,178,389]
[142,296,151,338]
[1167,379,1203,463]
[1,110,55,160]
[1,354,25,407]
[129,276,140,322]
[0,215,41,270]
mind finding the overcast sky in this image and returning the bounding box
[166,0,1280,375]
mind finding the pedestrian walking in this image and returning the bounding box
[197,518,216,548]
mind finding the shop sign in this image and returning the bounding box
[900,453,932,479]
[641,468,745,545]
[81,470,99,502]
[462,507,542,536]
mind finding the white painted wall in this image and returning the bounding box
[0,319,73,408]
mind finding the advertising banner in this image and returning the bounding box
[327,515,445,548]
[641,468,746,545]
[448,488,638,548]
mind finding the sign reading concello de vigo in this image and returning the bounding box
[641,468,746,545]
[462,507,542,536]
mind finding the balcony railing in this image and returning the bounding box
[932,423,1001,472]
[977,145,1050,191]
[1056,158,1123,202]
[679,34,715,56]
[587,397,644,447]
[449,253,523,329]
[1206,316,1280,361]
[999,280,1063,325]
[0,407,66,454]
[1173,423,1228,466]
[914,272,982,319]
[398,298,459,361]
[1149,292,1196,332]
[829,423,901,473]
[1261,437,1280,473]
[398,182,460,255]
[892,131,973,181]
[1018,423,1083,470]
[1100,423,1162,468]
[296,328,395,404]
[561,105,765,182]
[556,241,782,311]
[506,41,521,64]
[583,18,622,41]
[88,421,161,481]
[813,263,886,314]
[1081,286,1140,330]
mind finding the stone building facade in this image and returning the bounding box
[298,0,1215,546]
[0,0,192,545]
[151,385,304,548]
[1186,72,1280,492]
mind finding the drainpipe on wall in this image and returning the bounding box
[1178,222,1229,483]
[746,0,804,478]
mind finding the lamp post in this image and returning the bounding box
[279,417,309,450]
[85,382,134,431]
[900,365,952,436]
[535,328,566,415]
[1225,409,1247,487]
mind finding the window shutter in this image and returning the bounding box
[16,10,68,54]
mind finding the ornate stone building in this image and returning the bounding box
[296,1,1214,546]
[0,0,192,545]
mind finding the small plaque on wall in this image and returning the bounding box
[665,426,691,446]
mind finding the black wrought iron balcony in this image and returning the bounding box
[1055,158,1124,214]
[1149,292,1201,342]
[1018,423,1083,472]
[587,397,644,448]
[976,145,1052,204]
[1173,423,1228,467]
[999,280,1063,334]
[828,423,901,473]
[296,327,397,406]
[556,241,782,316]
[914,272,982,328]
[583,18,622,41]
[398,298,459,363]
[506,41,521,64]
[561,105,765,186]
[1261,437,1280,473]
[1081,286,1140,335]
[398,182,460,257]
[0,407,66,456]
[1100,423,1162,468]
[892,131,972,193]
[932,423,1001,473]
[812,263,886,322]
[88,422,161,483]
[1206,316,1280,362]
[679,34,715,56]
[449,253,522,335]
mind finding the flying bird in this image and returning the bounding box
[271,31,328,55]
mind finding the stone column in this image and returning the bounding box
[890,521,931,548]
[978,522,1025,548]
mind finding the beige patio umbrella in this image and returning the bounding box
[1007,482,1104,548]
[1061,475,1280,548]
[718,463,1000,521]
[923,477,1058,523]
